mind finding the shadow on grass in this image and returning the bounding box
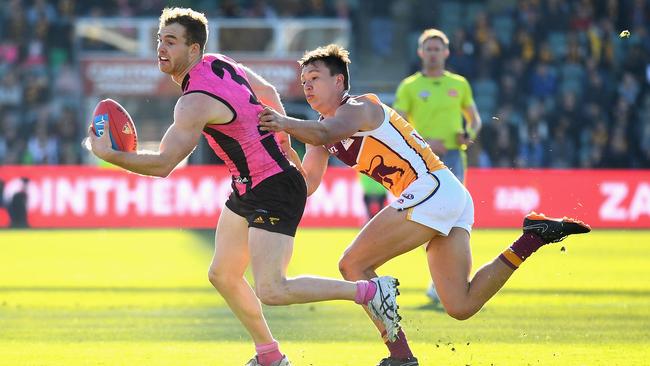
[415,302,447,312]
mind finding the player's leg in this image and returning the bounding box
[237,168,401,340]
[338,169,475,365]
[424,149,466,303]
[339,169,463,281]
[338,206,435,366]
[248,227,402,341]
[245,168,361,306]
[426,227,514,320]
[428,207,591,320]
[207,205,279,362]
[338,207,436,280]
[249,228,356,304]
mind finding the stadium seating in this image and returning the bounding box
[0,0,647,168]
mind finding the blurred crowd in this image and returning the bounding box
[0,0,82,165]
[0,0,648,169]
[425,0,650,169]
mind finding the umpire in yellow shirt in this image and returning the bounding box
[394,28,481,185]
[394,28,482,304]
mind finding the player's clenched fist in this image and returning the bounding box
[258,106,288,132]
[86,121,114,160]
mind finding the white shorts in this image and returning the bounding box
[390,168,474,235]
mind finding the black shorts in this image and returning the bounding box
[225,168,307,237]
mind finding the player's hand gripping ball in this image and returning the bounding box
[91,99,138,152]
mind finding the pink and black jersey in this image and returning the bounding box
[181,54,292,195]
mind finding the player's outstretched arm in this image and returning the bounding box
[259,99,379,146]
[88,93,224,177]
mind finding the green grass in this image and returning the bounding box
[0,228,649,365]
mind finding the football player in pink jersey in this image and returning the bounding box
[86,8,402,366]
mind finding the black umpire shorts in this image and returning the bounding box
[225,168,307,237]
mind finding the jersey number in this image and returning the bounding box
[211,59,269,135]
[211,59,260,106]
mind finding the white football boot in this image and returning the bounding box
[367,276,402,342]
[245,355,291,366]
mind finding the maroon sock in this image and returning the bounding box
[498,232,545,269]
[382,329,413,359]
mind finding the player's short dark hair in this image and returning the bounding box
[299,44,351,91]
[159,7,208,52]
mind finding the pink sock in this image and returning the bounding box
[383,329,413,359]
[355,280,377,305]
[255,341,283,366]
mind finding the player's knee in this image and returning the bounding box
[338,256,370,281]
[338,256,360,280]
[338,257,355,280]
[445,303,476,321]
[207,267,230,291]
[338,258,348,278]
[255,281,289,306]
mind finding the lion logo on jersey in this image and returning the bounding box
[361,155,405,189]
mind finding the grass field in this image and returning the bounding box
[1,228,649,366]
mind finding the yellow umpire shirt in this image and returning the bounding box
[393,70,474,150]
